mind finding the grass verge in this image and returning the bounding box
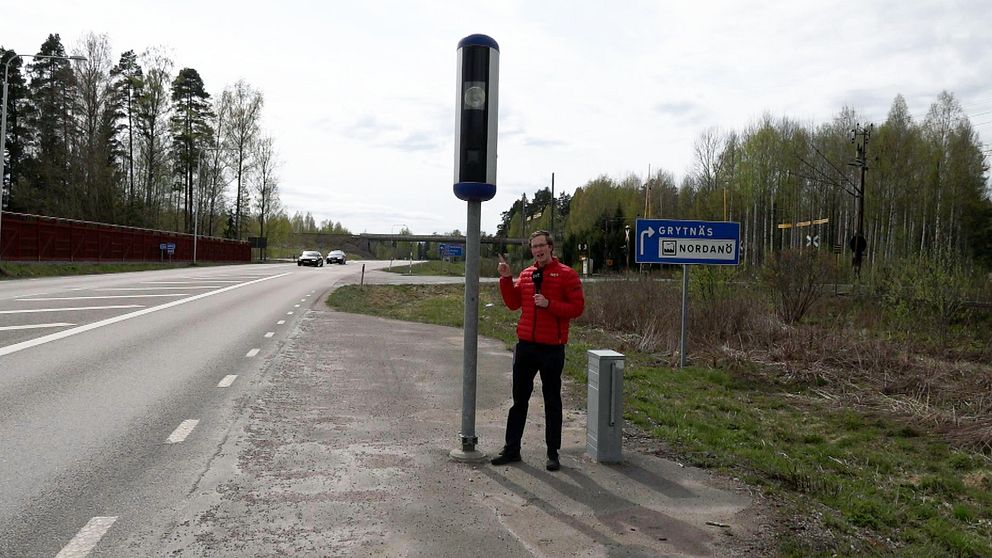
[327,282,992,557]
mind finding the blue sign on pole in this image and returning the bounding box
[446,245,464,258]
[438,243,448,256]
[635,219,741,265]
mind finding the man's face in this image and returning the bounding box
[530,236,552,267]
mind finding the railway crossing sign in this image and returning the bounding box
[635,219,741,266]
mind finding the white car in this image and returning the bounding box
[326,250,346,264]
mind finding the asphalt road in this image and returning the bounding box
[0,261,386,557]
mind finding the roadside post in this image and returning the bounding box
[635,219,740,368]
[449,34,499,463]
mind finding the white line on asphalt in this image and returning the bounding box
[245,348,260,357]
[264,332,274,338]
[0,274,290,358]
[93,286,215,291]
[55,516,118,558]
[217,375,238,388]
[142,280,241,284]
[294,304,300,308]
[166,419,199,443]
[0,305,143,315]
[276,320,285,325]
[0,323,75,332]
[17,294,185,301]
[286,311,294,315]
[300,298,306,302]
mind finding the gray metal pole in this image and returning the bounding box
[680,264,689,368]
[0,62,11,266]
[451,200,486,461]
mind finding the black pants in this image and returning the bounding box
[503,341,565,453]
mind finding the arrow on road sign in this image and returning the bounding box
[639,226,655,256]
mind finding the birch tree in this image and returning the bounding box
[220,80,263,239]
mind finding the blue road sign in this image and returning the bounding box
[445,244,464,258]
[635,219,740,265]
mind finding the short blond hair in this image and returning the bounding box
[529,230,553,247]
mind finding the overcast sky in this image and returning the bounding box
[5,0,990,235]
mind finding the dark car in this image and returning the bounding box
[326,250,346,264]
[297,250,324,267]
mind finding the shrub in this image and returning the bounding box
[878,255,976,341]
[762,249,838,324]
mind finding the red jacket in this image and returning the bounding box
[499,257,584,345]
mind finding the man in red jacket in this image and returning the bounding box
[491,230,585,471]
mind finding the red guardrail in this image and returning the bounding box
[0,211,250,263]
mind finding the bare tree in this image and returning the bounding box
[135,47,173,226]
[252,135,280,260]
[72,33,116,221]
[220,80,263,239]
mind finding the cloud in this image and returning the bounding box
[385,131,441,152]
[654,100,708,125]
[523,137,566,148]
[345,114,399,141]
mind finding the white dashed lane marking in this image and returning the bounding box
[286,311,294,315]
[245,348,260,358]
[217,375,238,388]
[277,320,285,325]
[55,516,118,558]
[166,420,199,443]
[264,332,274,338]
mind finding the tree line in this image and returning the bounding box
[1,33,288,242]
[499,92,991,272]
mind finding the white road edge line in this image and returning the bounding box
[264,332,274,338]
[55,516,118,558]
[0,323,75,332]
[0,305,143,315]
[245,348,260,358]
[217,375,238,388]
[166,419,199,443]
[0,273,290,358]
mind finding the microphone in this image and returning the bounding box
[532,268,543,294]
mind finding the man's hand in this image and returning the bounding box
[497,253,511,278]
[533,293,549,308]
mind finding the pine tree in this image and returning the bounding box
[25,34,79,217]
[169,68,213,233]
[110,50,143,220]
[0,48,32,211]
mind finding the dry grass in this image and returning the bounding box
[581,276,992,453]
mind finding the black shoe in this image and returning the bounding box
[546,452,560,471]
[491,448,521,466]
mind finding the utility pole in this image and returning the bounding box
[550,172,555,239]
[849,123,872,275]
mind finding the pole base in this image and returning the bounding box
[449,447,488,463]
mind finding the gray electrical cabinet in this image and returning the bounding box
[586,349,625,463]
